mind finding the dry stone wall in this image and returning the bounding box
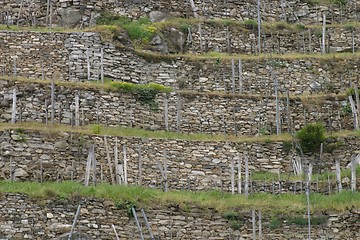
[1,31,360,95]
[0,129,358,190]
[0,193,360,239]
[1,0,360,27]
[0,79,354,135]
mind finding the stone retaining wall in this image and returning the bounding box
[0,129,358,190]
[0,193,359,239]
[1,31,360,95]
[0,79,354,136]
[0,0,359,27]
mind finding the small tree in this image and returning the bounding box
[296,123,325,154]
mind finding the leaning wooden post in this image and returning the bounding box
[351,155,357,193]
[231,158,235,194]
[354,84,360,128]
[245,156,249,198]
[348,95,359,130]
[112,225,120,240]
[335,160,342,192]
[68,205,81,240]
[189,0,198,18]
[104,136,115,184]
[123,145,128,185]
[11,88,17,124]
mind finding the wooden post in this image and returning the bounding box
[45,99,48,125]
[141,209,155,240]
[132,208,145,240]
[245,156,249,198]
[51,77,55,124]
[306,182,311,240]
[46,0,50,27]
[198,23,203,54]
[273,70,280,135]
[176,96,181,133]
[68,205,81,240]
[327,175,331,195]
[40,159,43,184]
[138,145,142,186]
[226,26,231,54]
[335,160,342,192]
[87,49,90,81]
[231,58,235,94]
[100,48,104,84]
[354,84,360,128]
[308,163,313,183]
[351,155,357,193]
[231,158,235,194]
[112,225,120,240]
[308,28,312,53]
[75,94,80,126]
[238,157,242,194]
[257,0,261,54]
[114,137,120,184]
[104,136,115,184]
[252,210,256,240]
[123,145,128,185]
[322,14,326,54]
[258,210,262,240]
[84,146,92,186]
[13,57,17,77]
[348,95,359,130]
[49,0,52,28]
[91,145,96,186]
[42,62,45,80]
[164,149,168,192]
[319,143,323,174]
[11,88,17,124]
[238,58,243,94]
[189,0,198,18]
[164,94,169,131]
[351,30,355,53]
[286,90,291,132]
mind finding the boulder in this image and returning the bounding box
[149,11,168,22]
[59,8,82,27]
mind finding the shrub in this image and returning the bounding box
[295,123,325,153]
[243,19,258,30]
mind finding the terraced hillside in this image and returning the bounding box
[1,1,360,239]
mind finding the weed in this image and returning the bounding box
[282,140,293,154]
[269,217,282,229]
[91,124,103,134]
[296,123,325,153]
[243,19,258,30]
[43,188,58,198]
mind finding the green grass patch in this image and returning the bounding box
[1,181,360,214]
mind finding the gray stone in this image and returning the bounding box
[149,11,168,22]
[59,8,82,27]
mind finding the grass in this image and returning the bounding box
[0,181,359,215]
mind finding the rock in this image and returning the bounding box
[149,11,168,22]
[114,28,134,49]
[46,213,53,219]
[0,100,10,108]
[148,35,169,54]
[59,8,82,27]
[229,8,237,17]
[163,27,185,53]
[14,168,29,179]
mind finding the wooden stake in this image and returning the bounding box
[335,160,342,192]
[100,48,104,84]
[164,94,169,131]
[238,157,242,194]
[351,155,357,193]
[112,225,120,240]
[176,96,181,133]
[354,84,360,128]
[104,136,115,184]
[87,49,90,81]
[75,94,79,126]
[11,88,16,124]
[257,0,261,54]
[114,137,120,184]
[322,14,326,54]
[231,58,235,93]
[51,77,55,124]
[123,145,128,185]
[252,210,256,240]
[231,158,235,194]
[138,145,142,186]
[68,205,81,240]
[238,58,243,94]
[245,156,249,198]
[189,0,198,18]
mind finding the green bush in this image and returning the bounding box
[110,82,173,109]
[295,123,325,153]
[243,19,258,30]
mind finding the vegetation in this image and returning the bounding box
[1,181,360,215]
[296,123,326,153]
[110,82,172,109]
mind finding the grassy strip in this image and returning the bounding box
[0,122,294,143]
[0,181,359,215]
[0,122,358,143]
[0,76,348,101]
